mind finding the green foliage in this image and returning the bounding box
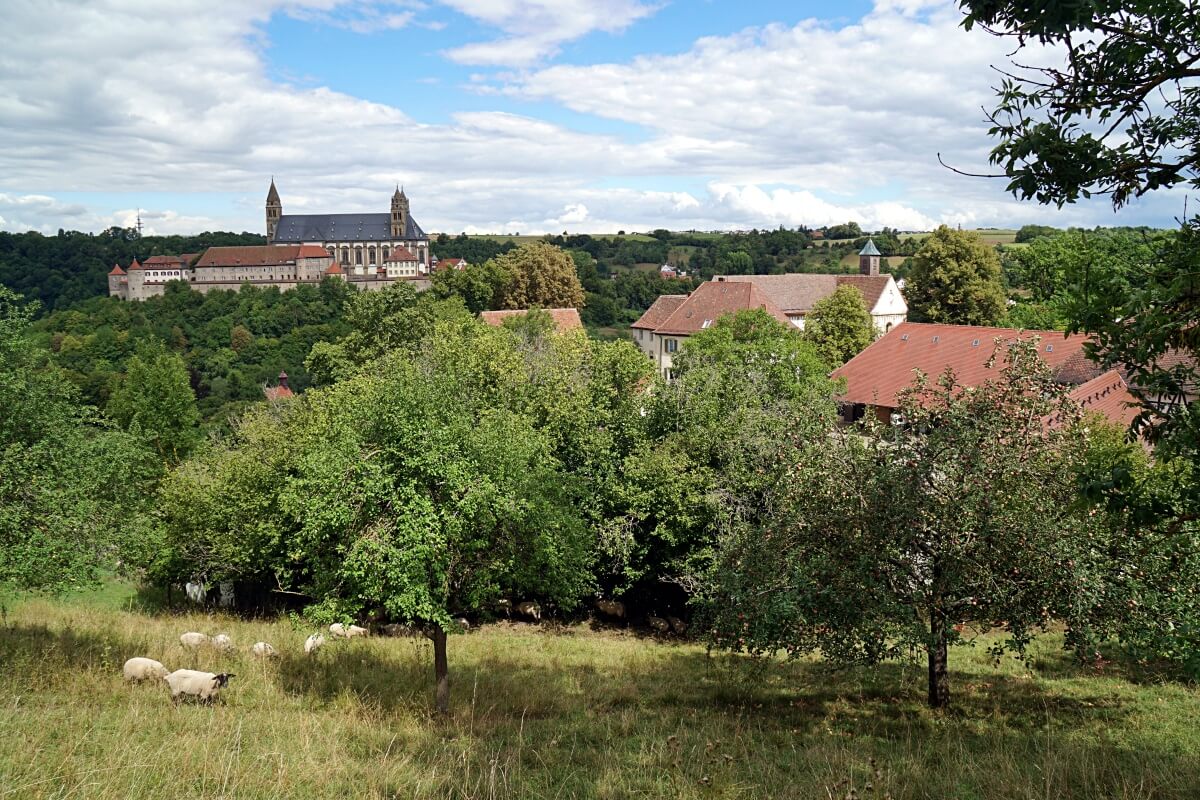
[906,225,1007,325]
[961,1,1200,208]
[702,340,1104,708]
[106,342,201,463]
[430,259,510,313]
[494,242,586,310]
[824,222,863,240]
[0,285,155,592]
[35,280,353,421]
[803,284,875,366]
[1014,224,1059,243]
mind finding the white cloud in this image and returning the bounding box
[0,0,1182,239]
[439,0,660,66]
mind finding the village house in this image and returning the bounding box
[631,281,790,380]
[831,322,1141,430]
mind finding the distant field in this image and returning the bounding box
[463,233,659,243]
[1,582,1199,799]
[838,254,909,269]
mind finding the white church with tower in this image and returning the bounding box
[266,180,432,275]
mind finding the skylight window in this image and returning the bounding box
[1046,344,1054,352]
[901,334,909,341]
[932,336,940,343]
[972,339,980,347]
[701,319,713,328]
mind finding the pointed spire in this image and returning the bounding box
[267,177,280,204]
[128,258,143,270]
[393,183,402,199]
[109,263,126,276]
[859,239,881,256]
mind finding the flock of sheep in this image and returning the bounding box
[122,600,686,703]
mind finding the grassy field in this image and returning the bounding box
[1,583,1198,799]
[465,233,660,243]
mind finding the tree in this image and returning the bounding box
[106,342,201,463]
[825,222,864,240]
[494,242,586,310]
[702,340,1101,708]
[906,226,1006,325]
[803,284,875,366]
[0,285,153,592]
[159,321,599,715]
[961,1,1200,208]
[430,259,510,313]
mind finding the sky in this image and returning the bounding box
[0,0,1190,236]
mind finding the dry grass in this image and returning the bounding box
[1,583,1198,799]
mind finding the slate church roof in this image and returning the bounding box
[272,213,427,243]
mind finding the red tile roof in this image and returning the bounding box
[632,294,688,330]
[653,281,791,335]
[324,262,344,275]
[717,273,895,314]
[479,308,584,332]
[127,258,143,271]
[296,245,331,258]
[142,255,185,266]
[263,385,294,401]
[386,247,418,263]
[1063,369,1140,429]
[109,263,125,276]
[194,245,314,268]
[832,322,1089,409]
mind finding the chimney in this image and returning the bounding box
[278,371,289,390]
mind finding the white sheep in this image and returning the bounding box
[250,641,277,658]
[596,599,626,619]
[164,669,235,703]
[304,633,325,654]
[123,657,168,683]
[179,631,210,648]
[212,633,234,652]
[329,623,368,638]
[515,601,542,621]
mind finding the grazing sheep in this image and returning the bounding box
[667,616,687,635]
[123,657,168,683]
[647,615,670,634]
[165,669,235,703]
[515,602,542,621]
[496,599,513,617]
[454,617,471,631]
[250,641,277,658]
[345,624,368,638]
[304,633,325,655]
[179,632,209,648]
[595,599,626,619]
[329,622,346,637]
[184,581,206,605]
[211,633,234,652]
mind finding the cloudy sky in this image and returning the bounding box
[0,0,1188,236]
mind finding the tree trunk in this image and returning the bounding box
[432,627,450,716]
[927,614,950,709]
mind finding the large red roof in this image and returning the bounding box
[1062,369,1140,429]
[832,322,1090,409]
[109,263,125,276]
[386,247,418,263]
[480,308,583,332]
[195,245,315,268]
[652,281,790,335]
[718,273,896,313]
[632,294,688,330]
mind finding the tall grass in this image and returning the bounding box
[0,585,1197,799]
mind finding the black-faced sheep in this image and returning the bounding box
[165,669,235,703]
[123,657,168,683]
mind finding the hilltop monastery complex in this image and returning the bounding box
[109,181,437,301]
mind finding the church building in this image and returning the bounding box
[266,180,431,274]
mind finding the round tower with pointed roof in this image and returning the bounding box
[390,185,409,239]
[266,179,282,241]
[859,239,881,276]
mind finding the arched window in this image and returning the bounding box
[326,247,334,258]
[341,247,349,265]
[885,321,893,333]
[382,246,390,261]
[368,246,377,265]
[355,249,363,266]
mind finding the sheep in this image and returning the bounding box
[496,599,513,617]
[164,669,235,704]
[329,623,369,638]
[211,633,234,652]
[179,632,209,648]
[250,641,277,658]
[667,616,687,635]
[595,599,626,619]
[647,615,670,634]
[123,657,168,683]
[515,601,542,621]
[304,633,325,655]
[454,617,471,631]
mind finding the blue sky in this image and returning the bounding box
[0,0,1185,235]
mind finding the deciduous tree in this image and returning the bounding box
[803,284,875,366]
[906,226,1006,325]
[494,242,586,310]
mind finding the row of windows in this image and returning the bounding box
[325,245,426,266]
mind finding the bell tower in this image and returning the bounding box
[391,185,409,239]
[859,239,881,276]
[266,178,282,241]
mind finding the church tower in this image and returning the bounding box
[391,185,409,239]
[266,179,282,241]
[859,239,881,276]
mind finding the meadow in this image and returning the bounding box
[1,582,1198,799]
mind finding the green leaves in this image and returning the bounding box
[906,226,1007,326]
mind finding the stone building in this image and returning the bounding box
[267,180,432,274]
